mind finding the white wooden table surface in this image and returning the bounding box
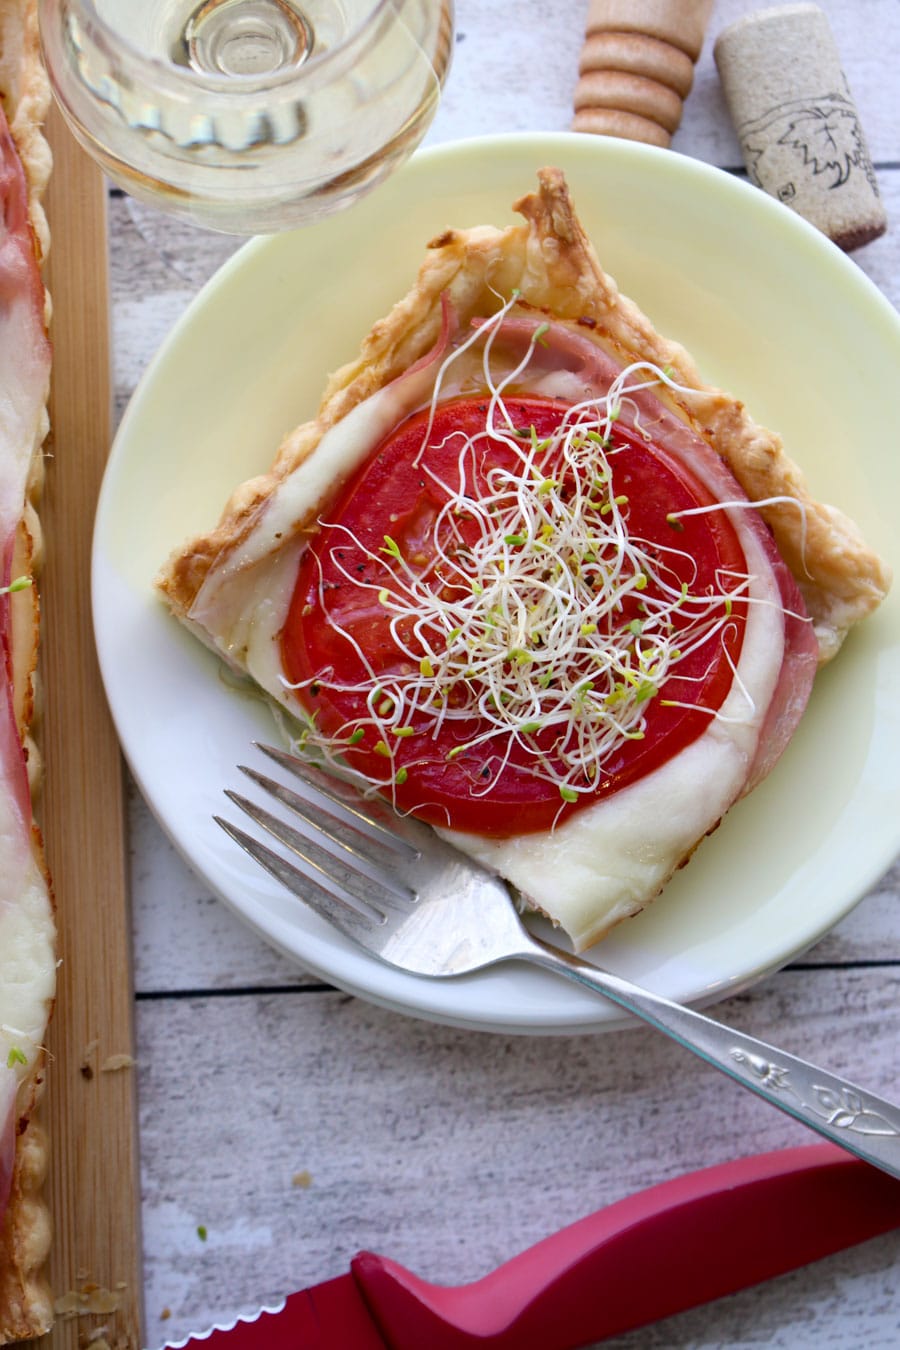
[105,1,900,1344]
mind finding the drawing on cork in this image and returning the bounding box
[739,92,881,202]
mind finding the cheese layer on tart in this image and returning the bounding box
[0,859,55,1137]
[158,169,889,952]
[0,1,55,1336]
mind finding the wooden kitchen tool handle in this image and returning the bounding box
[573,0,715,147]
[38,105,144,1350]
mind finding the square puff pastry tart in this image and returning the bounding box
[0,0,55,1341]
[158,167,890,951]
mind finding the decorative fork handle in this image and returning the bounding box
[526,940,900,1179]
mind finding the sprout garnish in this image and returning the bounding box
[284,300,801,812]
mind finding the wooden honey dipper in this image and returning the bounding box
[573,0,715,147]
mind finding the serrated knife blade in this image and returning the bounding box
[161,1143,900,1350]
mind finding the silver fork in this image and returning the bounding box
[217,743,900,1181]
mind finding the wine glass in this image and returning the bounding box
[38,0,454,233]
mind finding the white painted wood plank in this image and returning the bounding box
[128,780,304,992]
[137,967,900,1346]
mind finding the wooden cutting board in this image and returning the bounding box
[33,106,144,1349]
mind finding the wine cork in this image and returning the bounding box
[714,4,887,251]
[573,0,715,147]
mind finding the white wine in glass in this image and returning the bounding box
[39,0,454,233]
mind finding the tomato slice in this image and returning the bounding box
[281,397,749,836]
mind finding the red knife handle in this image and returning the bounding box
[352,1144,900,1349]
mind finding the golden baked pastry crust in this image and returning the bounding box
[158,167,890,662]
[0,0,54,1342]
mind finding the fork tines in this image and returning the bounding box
[215,744,420,928]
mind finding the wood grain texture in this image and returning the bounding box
[136,967,900,1342]
[34,106,143,1350]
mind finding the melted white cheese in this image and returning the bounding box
[0,852,55,1105]
[441,519,784,949]
[190,362,786,951]
[190,361,445,651]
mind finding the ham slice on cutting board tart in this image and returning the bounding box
[0,0,55,1341]
[158,168,889,955]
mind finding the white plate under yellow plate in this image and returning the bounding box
[93,132,900,1033]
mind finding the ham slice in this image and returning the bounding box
[0,98,52,1229]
